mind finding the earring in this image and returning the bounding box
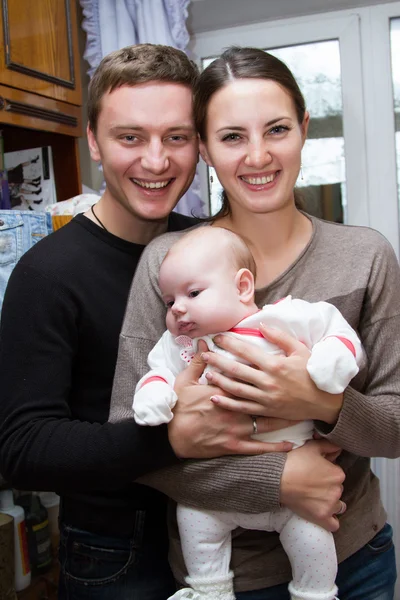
[209,174,213,191]
[300,164,304,181]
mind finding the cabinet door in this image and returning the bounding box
[0,0,81,105]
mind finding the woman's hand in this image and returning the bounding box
[169,341,295,459]
[204,325,343,425]
[280,439,345,532]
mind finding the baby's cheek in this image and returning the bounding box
[165,312,176,335]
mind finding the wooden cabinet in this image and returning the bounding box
[0,0,81,105]
[0,0,83,201]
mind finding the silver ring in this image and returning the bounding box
[336,501,346,516]
[252,416,258,435]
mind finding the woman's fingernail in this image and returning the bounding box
[201,353,209,362]
[210,395,220,403]
[205,372,213,381]
[214,335,222,344]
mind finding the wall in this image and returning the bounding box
[188,0,399,33]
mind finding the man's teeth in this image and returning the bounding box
[242,174,275,185]
[132,179,170,189]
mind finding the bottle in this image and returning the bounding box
[16,492,52,575]
[38,492,60,556]
[0,489,31,591]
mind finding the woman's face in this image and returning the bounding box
[200,78,309,218]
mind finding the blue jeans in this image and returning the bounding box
[58,512,176,600]
[0,210,52,312]
[236,523,397,600]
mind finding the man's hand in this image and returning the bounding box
[169,342,295,459]
[280,439,345,532]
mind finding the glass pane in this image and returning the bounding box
[202,41,347,223]
[390,19,400,215]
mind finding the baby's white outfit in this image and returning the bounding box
[133,296,363,600]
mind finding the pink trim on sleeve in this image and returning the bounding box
[326,335,356,356]
[140,376,168,388]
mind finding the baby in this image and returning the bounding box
[133,226,363,600]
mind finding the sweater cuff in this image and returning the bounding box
[185,452,287,514]
[315,386,361,444]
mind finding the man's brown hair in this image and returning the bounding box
[88,43,199,133]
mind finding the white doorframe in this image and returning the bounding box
[191,11,370,230]
[365,8,400,596]
[360,3,400,256]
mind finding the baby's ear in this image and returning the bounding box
[235,268,255,303]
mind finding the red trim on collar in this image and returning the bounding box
[228,327,264,337]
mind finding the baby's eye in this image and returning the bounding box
[188,290,200,298]
[165,300,174,309]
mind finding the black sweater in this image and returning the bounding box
[0,212,195,536]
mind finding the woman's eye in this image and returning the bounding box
[269,125,289,135]
[189,290,200,298]
[222,133,241,142]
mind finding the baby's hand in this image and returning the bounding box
[307,337,359,393]
[133,382,177,426]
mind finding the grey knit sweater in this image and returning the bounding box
[110,215,400,592]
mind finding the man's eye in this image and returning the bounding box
[122,135,137,142]
[189,290,200,298]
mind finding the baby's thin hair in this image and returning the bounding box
[165,226,257,279]
[223,229,257,279]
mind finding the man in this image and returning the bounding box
[0,44,192,599]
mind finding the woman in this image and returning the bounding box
[110,47,399,598]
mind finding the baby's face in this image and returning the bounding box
[159,246,243,338]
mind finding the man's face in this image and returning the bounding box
[87,82,198,228]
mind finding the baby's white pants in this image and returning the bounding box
[175,504,338,600]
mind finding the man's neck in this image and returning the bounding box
[85,195,169,245]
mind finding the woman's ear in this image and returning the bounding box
[199,139,213,167]
[234,268,255,304]
[87,124,101,162]
[301,111,310,146]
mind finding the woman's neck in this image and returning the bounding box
[215,205,312,288]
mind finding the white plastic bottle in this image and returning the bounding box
[0,489,31,591]
[38,491,60,555]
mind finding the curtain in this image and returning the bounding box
[79,0,205,217]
